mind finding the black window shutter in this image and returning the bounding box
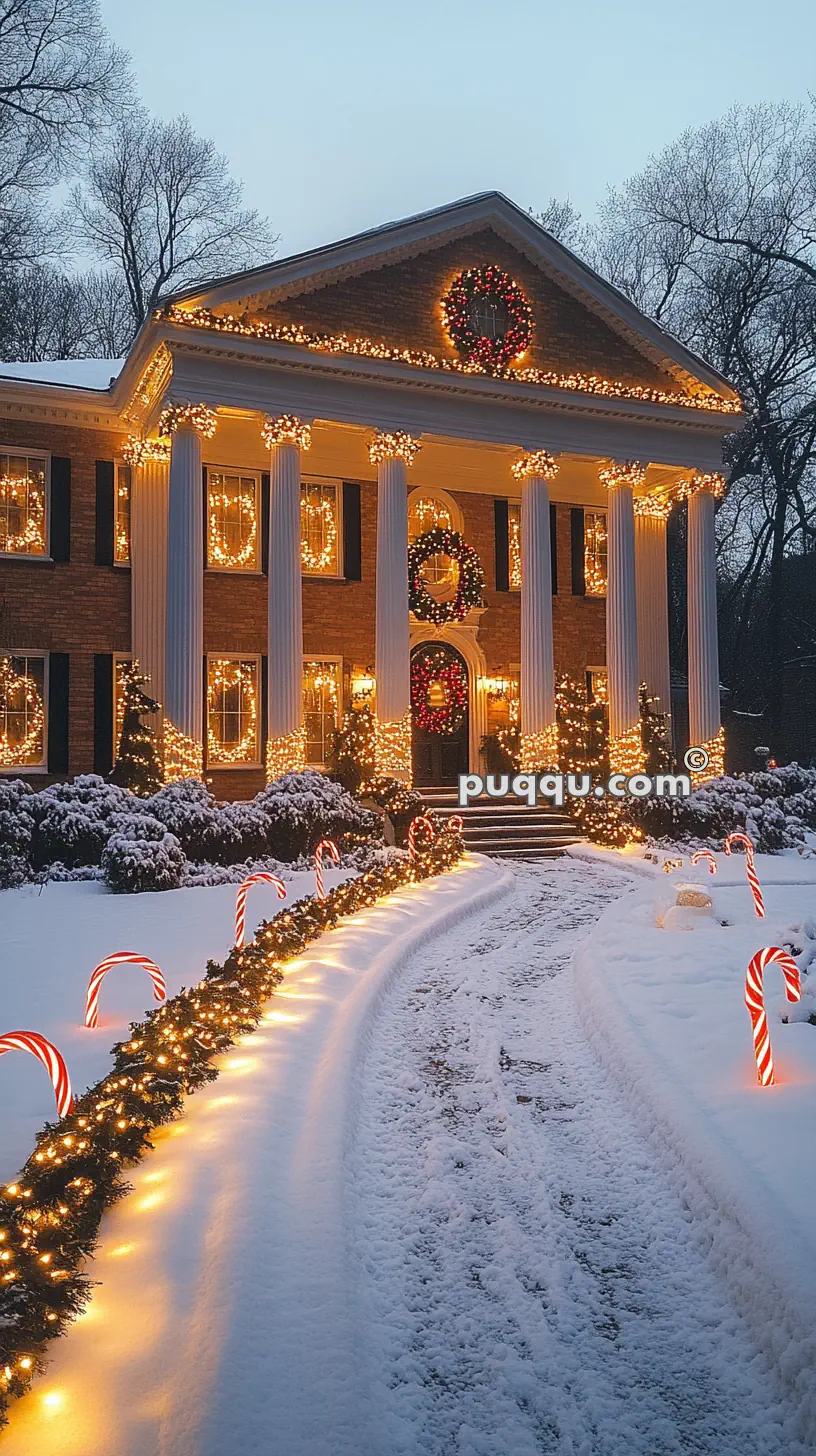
[261,472,270,575]
[202,467,209,567]
[342,482,362,580]
[550,501,558,595]
[494,499,510,591]
[261,655,268,760]
[48,653,70,773]
[95,461,115,566]
[94,653,114,773]
[50,457,71,562]
[570,507,586,596]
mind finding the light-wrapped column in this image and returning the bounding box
[370,430,419,781]
[634,494,672,716]
[161,404,217,781]
[262,414,311,781]
[600,460,646,772]
[686,473,726,777]
[512,450,559,769]
[125,438,171,738]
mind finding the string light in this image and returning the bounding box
[374,710,412,779]
[266,727,307,782]
[441,265,533,372]
[159,403,217,439]
[207,660,259,765]
[633,493,673,519]
[608,721,645,775]
[163,722,203,783]
[584,510,608,596]
[519,723,559,771]
[411,649,468,735]
[408,497,453,537]
[261,415,312,451]
[300,494,338,572]
[368,431,421,466]
[511,450,558,481]
[123,342,172,424]
[676,472,727,501]
[0,657,45,767]
[0,828,465,1426]
[599,459,648,491]
[207,478,258,569]
[408,527,485,623]
[508,505,522,589]
[692,725,725,781]
[160,305,742,414]
[121,437,171,468]
[0,474,46,555]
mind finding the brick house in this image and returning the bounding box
[0,193,741,796]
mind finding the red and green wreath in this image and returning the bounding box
[408,526,485,624]
[411,649,468,735]
[441,265,533,373]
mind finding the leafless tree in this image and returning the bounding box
[533,196,584,250]
[72,111,278,335]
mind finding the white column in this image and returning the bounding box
[262,415,309,780]
[514,450,558,767]
[601,460,645,766]
[634,499,671,715]
[130,444,170,731]
[164,423,205,778]
[687,479,722,750]
[370,430,418,780]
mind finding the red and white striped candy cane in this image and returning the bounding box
[724,831,765,918]
[0,1032,73,1118]
[85,952,166,1029]
[446,814,464,836]
[408,815,435,860]
[745,946,800,1086]
[691,849,718,875]
[314,838,340,899]
[234,872,287,946]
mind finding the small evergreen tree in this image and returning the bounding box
[108,662,163,797]
[639,683,672,776]
[329,707,377,794]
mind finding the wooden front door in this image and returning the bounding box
[411,642,470,786]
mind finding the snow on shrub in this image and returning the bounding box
[101,814,185,894]
[630,762,816,852]
[0,778,36,887]
[254,770,379,860]
[29,775,132,869]
[145,780,229,863]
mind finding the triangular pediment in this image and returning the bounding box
[167,193,737,404]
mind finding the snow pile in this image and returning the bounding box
[0,772,380,891]
[631,762,816,852]
[574,859,816,1439]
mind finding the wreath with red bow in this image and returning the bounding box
[411,649,468,735]
[408,527,485,624]
[441,265,533,373]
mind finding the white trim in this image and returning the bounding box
[0,648,49,773]
[205,652,263,769]
[204,464,263,574]
[300,476,344,579]
[0,445,51,562]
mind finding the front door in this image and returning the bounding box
[411,641,469,786]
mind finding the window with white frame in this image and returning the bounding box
[0,451,48,557]
[206,469,261,571]
[207,656,261,766]
[114,464,132,565]
[301,481,341,576]
[508,502,522,589]
[408,490,461,591]
[584,510,608,596]
[302,659,340,765]
[0,653,46,769]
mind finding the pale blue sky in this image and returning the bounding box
[102,0,815,259]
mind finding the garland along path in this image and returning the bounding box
[0,857,808,1455]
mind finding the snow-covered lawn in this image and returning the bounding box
[0,868,352,1178]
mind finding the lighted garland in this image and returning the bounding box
[121,437,171,468]
[408,527,485,623]
[599,459,647,492]
[208,482,258,568]
[368,430,420,467]
[161,306,742,415]
[207,661,258,765]
[0,475,46,555]
[511,449,558,481]
[441,265,533,373]
[266,727,307,782]
[261,414,312,451]
[0,827,465,1425]
[411,649,467,735]
[676,472,727,501]
[633,493,673,519]
[300,496,337,572]
[158,403,217,439]
[164,722,203,783]
[0,657,45,767]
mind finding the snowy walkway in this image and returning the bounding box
[0,857,808,1454]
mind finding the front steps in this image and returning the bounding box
[420,784,583,859]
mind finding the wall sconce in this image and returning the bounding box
[480,676,511,698]
[351,668,376,705]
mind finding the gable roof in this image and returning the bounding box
[165,191,738,403]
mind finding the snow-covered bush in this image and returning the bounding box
[216,798,274,862]
[630,763,816,852]
[29,776,132,869]
[101,814,185,894]
[145,780,228,862]
[254,771,379,860]
[0,778,36,887]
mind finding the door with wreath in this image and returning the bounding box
[410,642,469,786]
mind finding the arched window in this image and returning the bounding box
[407,487,464,594]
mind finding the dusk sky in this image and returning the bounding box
[103,0,815,259]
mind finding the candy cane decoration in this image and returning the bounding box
[0,1033,73,1118]
[408,815,436,859]
[234,872,286,946]
[691,849,718,875]
[85,953,166,1029]
[724,831,765,918]
[446,814,464,836]
[314,838,340,899]
[745,947,800,1086]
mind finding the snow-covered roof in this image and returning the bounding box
[0,357,124,391]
